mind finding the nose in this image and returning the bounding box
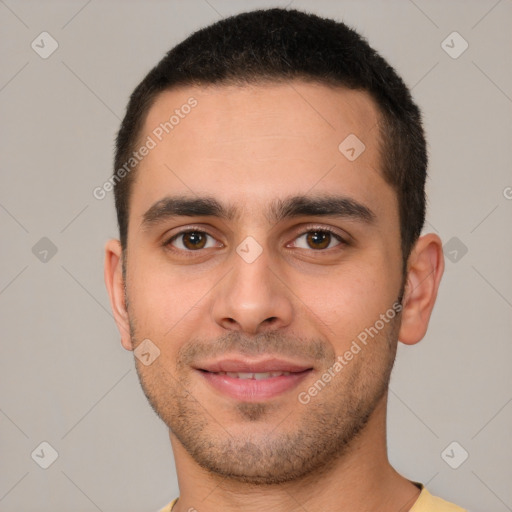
[211,248,294,335]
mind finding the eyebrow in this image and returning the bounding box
[141,194,376,229]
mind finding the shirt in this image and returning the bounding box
[157,484,467,511]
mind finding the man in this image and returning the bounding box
[104,8,466,512]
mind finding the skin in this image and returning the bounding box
[104,81,444,512]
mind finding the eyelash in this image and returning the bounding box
[163,225,348,255]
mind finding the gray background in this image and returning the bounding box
[1,0,511,511]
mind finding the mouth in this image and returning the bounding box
[207,370,295,379]
[194,357,314,402]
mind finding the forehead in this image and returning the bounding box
[143,81,381,152]
[131,81,395,226]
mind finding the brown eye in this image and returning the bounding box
[168,231,217,251]
[292,230,344,250]
[182,232,206,249]
[306,231,331,250]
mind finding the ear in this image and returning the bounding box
[398,233,445,345]
[104,239,133,351]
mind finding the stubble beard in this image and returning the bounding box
[130,316,400,485]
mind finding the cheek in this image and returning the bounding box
[294,261,395,344]
[125,254,216,338]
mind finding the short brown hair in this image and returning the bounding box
[114,8,427,267]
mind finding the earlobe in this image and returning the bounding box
[398,233,445,345]
[104,239,133,351]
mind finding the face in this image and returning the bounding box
[120,82,406,483]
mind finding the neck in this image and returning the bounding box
[169,394,420,512]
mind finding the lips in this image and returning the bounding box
[196,357,312,374]
[195,357,313,402]
[214,371,291,379]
